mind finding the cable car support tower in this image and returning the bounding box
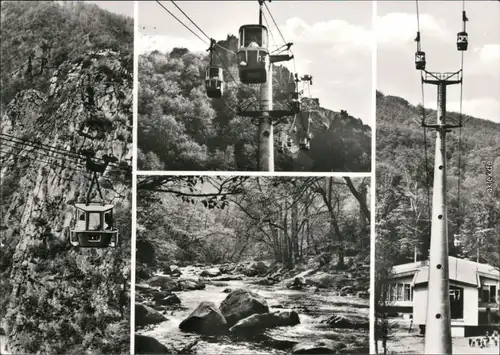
[414,2,469,353]
[238,0,294,171]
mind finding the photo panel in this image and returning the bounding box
[137,1,373,172]
[375,1,500,353]
[134,175,371,354]
[0,1,133,354]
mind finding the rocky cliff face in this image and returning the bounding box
[0,49,132,354]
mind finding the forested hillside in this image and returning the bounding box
[0,2,132,354]
[376,89,500,275]
[138,39,371,172]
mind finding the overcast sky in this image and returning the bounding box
[138,1,374,126]
[377,1,500,123]
[86,1,133,18]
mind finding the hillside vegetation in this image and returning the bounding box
[375,89,500,296]
[138,37,371,172]
[0,2,132,354]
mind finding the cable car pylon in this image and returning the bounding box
[237,0,294,171]
[416,4,469,354]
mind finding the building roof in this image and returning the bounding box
[74,203,114,212]
[391,256,499,288]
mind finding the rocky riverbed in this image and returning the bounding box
[135,261,370,354]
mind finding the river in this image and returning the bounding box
[137,265,369,354]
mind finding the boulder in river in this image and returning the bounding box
[292,339,346,354]
[220,288,269,326]
[339,346,370,353]
[179,301,228,335]
[229,310,300,334]
[135,334,173,354]
[169,265,181,276]
[223,288,232,293]
[155,293,181,306]
[211,275,244,282]
[357,291,369,299]
[322,314,369,330]
[200,267,222,277]
[147,275,177,291]
[304,272,349,288]
[135,304,167,327]
[177,279,205,291]
[242,261,268,277]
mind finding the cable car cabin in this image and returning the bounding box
[456,31,468,51]
[287,137,293,147]
[237,25,269,84]
[299,138,310,151]
[205,66,224,98]
[278,141,285,153]
[70,203,118,248]
[415,51,426,70]
[290,92,301,114]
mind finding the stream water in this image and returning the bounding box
[138,266,369,354]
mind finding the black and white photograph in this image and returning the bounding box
[375,1,500,354]
[137,1,372,172]
[134,175,371,354]
[0,1,133,354]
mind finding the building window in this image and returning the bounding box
[387,283,413,302]
[480,285,498,303]
[490,285,497,303]
[404,284,413,301]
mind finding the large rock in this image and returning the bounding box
[292,339,346,354]
[200,267,221,277]
[169,265,181,276]
[322,314,369,330]
[177,279,205,291]
[179,301,228,335]
[242,261,268,277]
[229,310,300,334]
[155,293,181,306]
[135,304,167,327]
[210,275,244,282]
[220,288,269,326]
[339,346,370,353]
[305,273,349,288]
[135,335,173,354]
[147,275,177,291]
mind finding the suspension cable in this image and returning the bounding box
[456,0,467,240]
[0,133,130,171]
[415,0,432,245]
[155,0,208,45]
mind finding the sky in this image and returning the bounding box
[377,1,500,123]
[85,1,134,18]
[138,1,374,126]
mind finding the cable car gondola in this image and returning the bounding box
[69,154,118,248]
[299,138,310,151]
[457,11,469,51]
[290,92,300,114]
[286,137,292,147]
[70,203,118,248]
[278,141,285,153]
[456,32,468,51]
[415,51,426,70]
[237,24,269,84]
[205,66,224,98]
